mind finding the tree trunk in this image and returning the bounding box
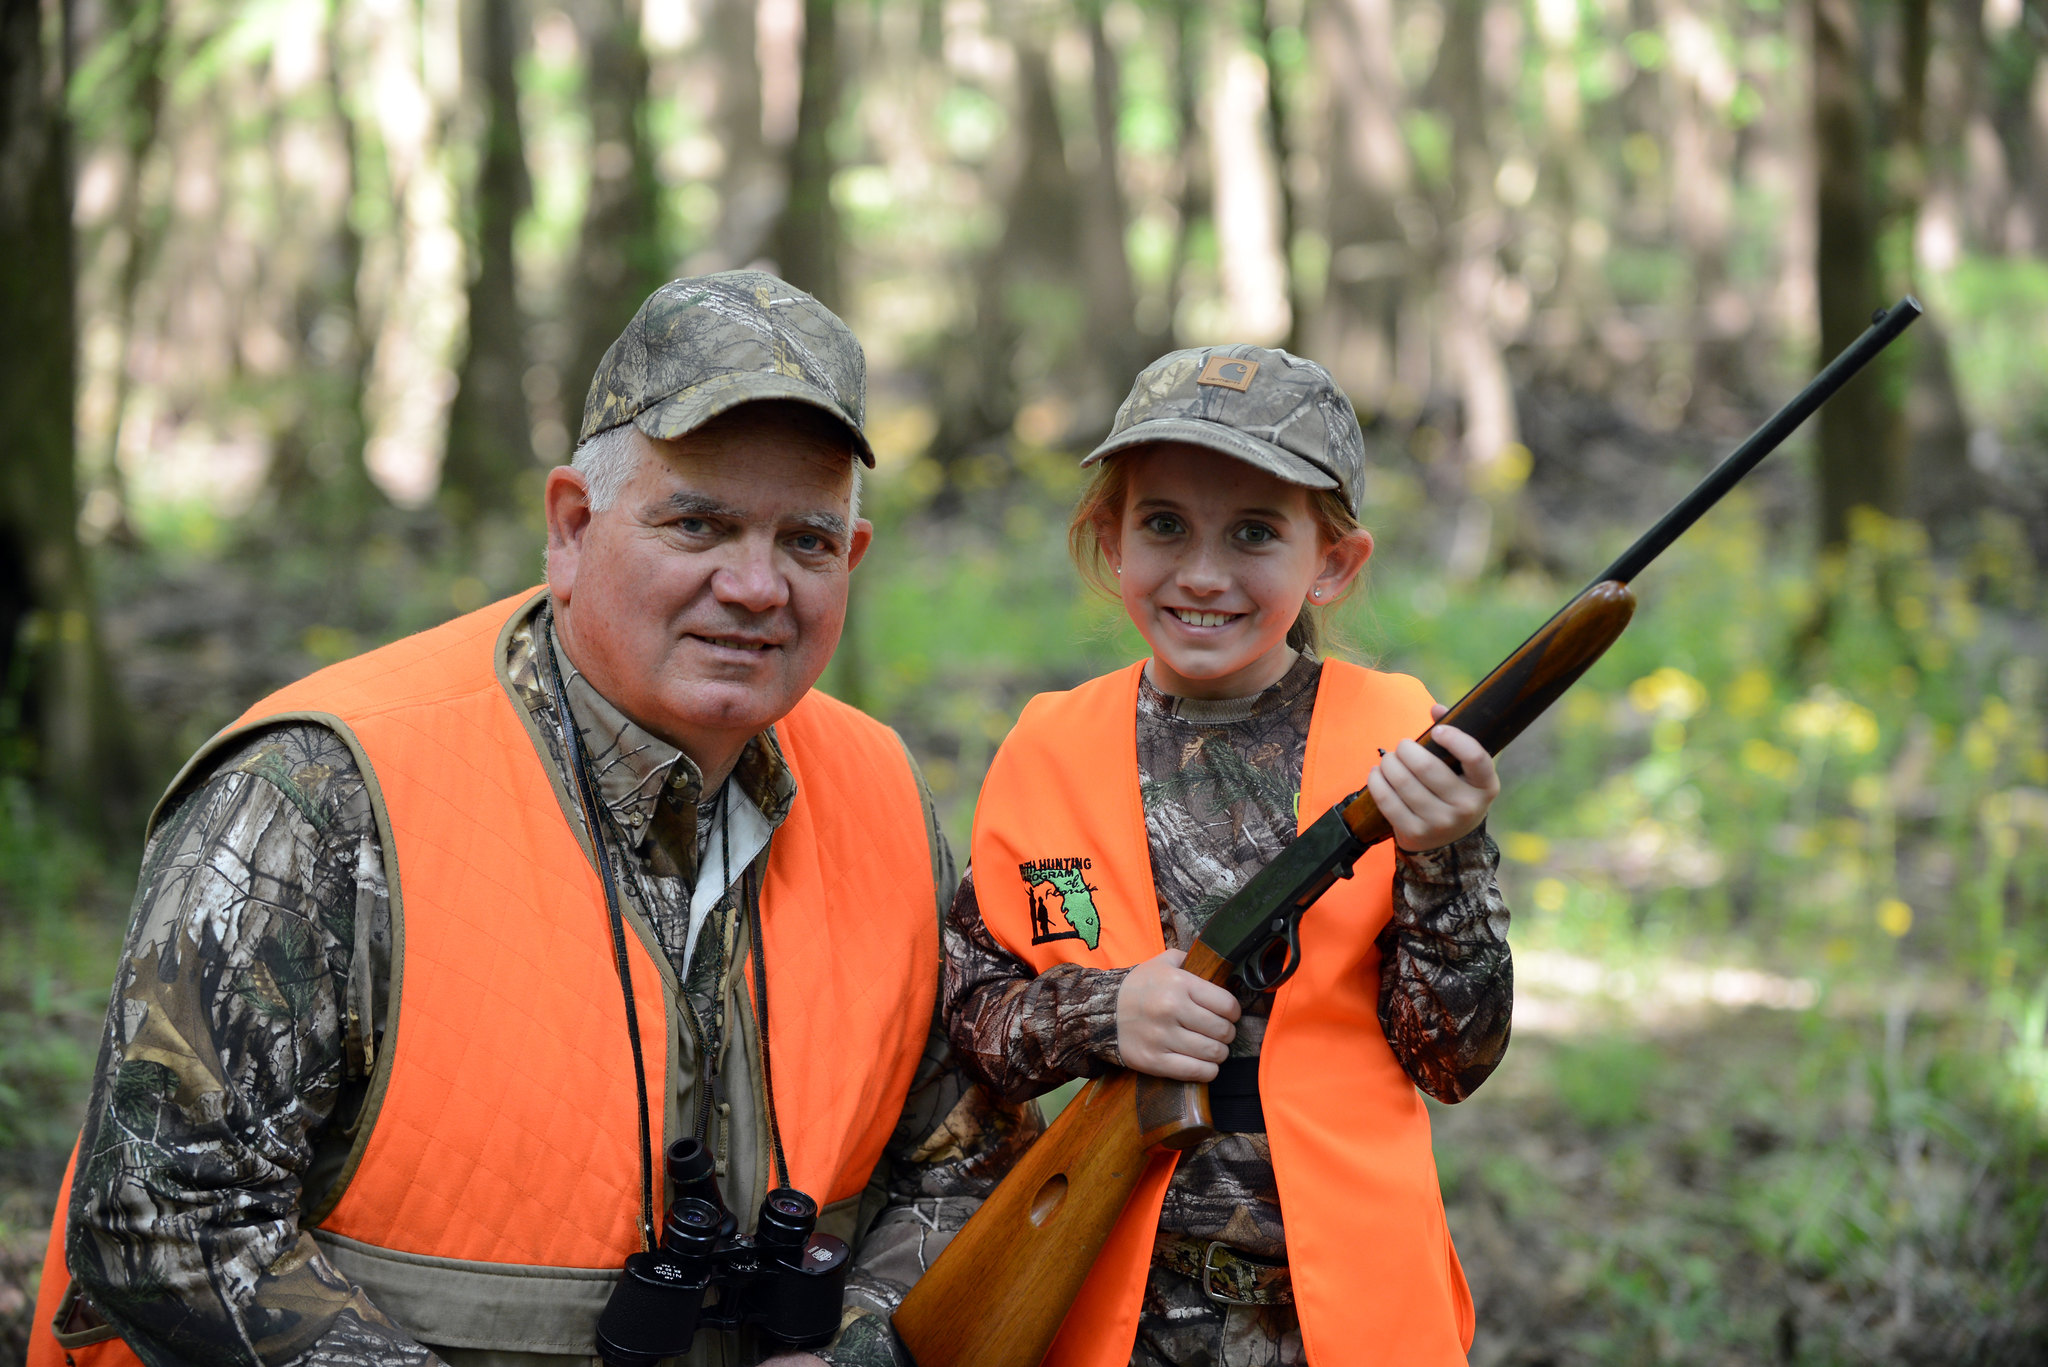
[1659,0,1741,417]
[1429,0,1519,578]
[707,0,774,267]
[1309,0,1411,403]
[1079,4,1145,398]
[1892,0,1980,549]
[82,0,167,545]
[1811,0,1897,548]
[925,40,1079,488]
[1249,0,1302,354]
[1163,0,1208,340]
[267,8,383,535]
[443,0,534,525]
[0,0,141,834]
[767,0,841,309]
[565,0,665,428]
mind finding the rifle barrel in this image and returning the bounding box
[1595,296,1922,588]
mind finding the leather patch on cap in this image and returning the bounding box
[1196,356,1259,391]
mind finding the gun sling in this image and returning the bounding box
[1206,1056,1266,1133]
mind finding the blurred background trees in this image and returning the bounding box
[2,0,2046,1359]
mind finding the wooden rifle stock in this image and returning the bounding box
[896,300,1920,1367]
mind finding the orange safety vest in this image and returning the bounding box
[31,590,938,1365]
[970,659,1475,1367]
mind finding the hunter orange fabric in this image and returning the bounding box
[27,1152,142,1367]
[970,659,1475,1367]
[30,591,936,1359]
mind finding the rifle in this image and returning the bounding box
[892,299,1923,1367]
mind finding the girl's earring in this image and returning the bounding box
[1115,567,1122,575]
[1310,588,1322,600]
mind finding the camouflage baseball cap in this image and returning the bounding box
[1083,345,1366,515]
[579,270,874,465]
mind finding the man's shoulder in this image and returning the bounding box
[242,590,544,725]
[778,686,906,755]
[161,719,372,836]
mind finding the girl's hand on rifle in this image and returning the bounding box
[1369,705,1501,852]
[1116,949,1242,1081]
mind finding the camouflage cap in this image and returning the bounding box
[1083,345,1366,515]
[579,270,874,465]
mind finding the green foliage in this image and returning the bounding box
[1437,1015,2048,1362]
[1346,503,2047,1016]
[1933,255,2048,446]
[1549,1036,1663,1130]
[0,781,126,1151]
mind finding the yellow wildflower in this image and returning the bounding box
[1877,899,1913,937]
[1727,668,1774,718]
[1629,666,1707,720]
[1741,738,1798,782]
[1781,687,1880,755]
[1963,722,1996,773]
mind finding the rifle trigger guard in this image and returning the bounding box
[1240,916,1303,993]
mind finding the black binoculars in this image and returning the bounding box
[595,1139,851,1366]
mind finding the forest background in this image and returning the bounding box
[2,0,2046,1360]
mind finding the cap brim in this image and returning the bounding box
[1082,417,1339,491]
[634,371,876,466]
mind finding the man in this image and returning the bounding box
[29,272,1036,1367]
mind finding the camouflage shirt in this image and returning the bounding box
[944,653,1513,1260]
[66,600,1038,1367]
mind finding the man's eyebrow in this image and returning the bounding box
[788,511,850,540]
[653,491,748,519]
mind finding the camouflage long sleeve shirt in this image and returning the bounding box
[67,604,1038,1367]
[944,653,1512,1259]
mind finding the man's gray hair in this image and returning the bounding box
[571,421,863,519]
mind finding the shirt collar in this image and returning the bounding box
[548,631,798,844]
[504,600,797,848]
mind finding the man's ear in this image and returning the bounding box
[544,467,595,604]
[847,518,874,572]
[1312,527,1374,603]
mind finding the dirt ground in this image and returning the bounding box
[7,982,2044,1366]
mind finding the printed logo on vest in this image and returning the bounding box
[1020,859,1103,949]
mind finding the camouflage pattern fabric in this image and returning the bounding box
[1082,347,1368,515]
[1130,1264,1305,1367]
[579,269,876,464]
[942,653,1512,1362]
[66,596,1033,1367]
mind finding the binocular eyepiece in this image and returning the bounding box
[596,1140,851,1367]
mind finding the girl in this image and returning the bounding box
[942,346,1514,1367]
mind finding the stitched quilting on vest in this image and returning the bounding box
[31,591,939,1364]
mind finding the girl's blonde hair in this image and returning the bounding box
[1068,452,1363,656]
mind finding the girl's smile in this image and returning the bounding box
[1107,443,1372,700]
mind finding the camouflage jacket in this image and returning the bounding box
[66,601,1039,1367]
[944,654,1513,1259]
